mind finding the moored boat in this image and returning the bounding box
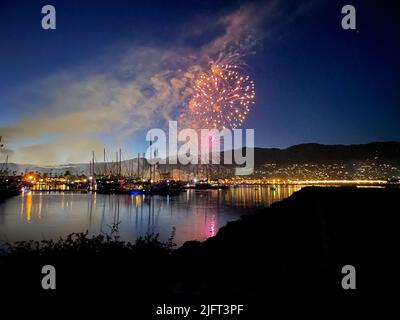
[0,177,21,200]
[143,180,184,196]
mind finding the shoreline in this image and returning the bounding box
[1,187,398,301]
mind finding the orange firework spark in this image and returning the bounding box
[188,63,255,129]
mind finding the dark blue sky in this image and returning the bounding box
[0,0,399,164]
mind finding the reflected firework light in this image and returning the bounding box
[188,63,255,129]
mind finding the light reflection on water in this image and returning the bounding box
[0,185,302,246]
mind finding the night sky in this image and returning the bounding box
[0,0,399,164]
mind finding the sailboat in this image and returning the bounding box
[0,136,20,200]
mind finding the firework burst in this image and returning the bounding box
[188,63,255,129]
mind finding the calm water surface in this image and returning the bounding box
[0,185,302,246]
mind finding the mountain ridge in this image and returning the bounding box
[2,141,400,175]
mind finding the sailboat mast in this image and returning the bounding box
[103,148,106,176]
[119,148,122,177]
[92,151,95,177]
[149,135,152,181]
[137,152,140,179]
[115,151,118,177]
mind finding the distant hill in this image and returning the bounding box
[251,141,400,166]
[2,141,400,175]
[1,163,89,176]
